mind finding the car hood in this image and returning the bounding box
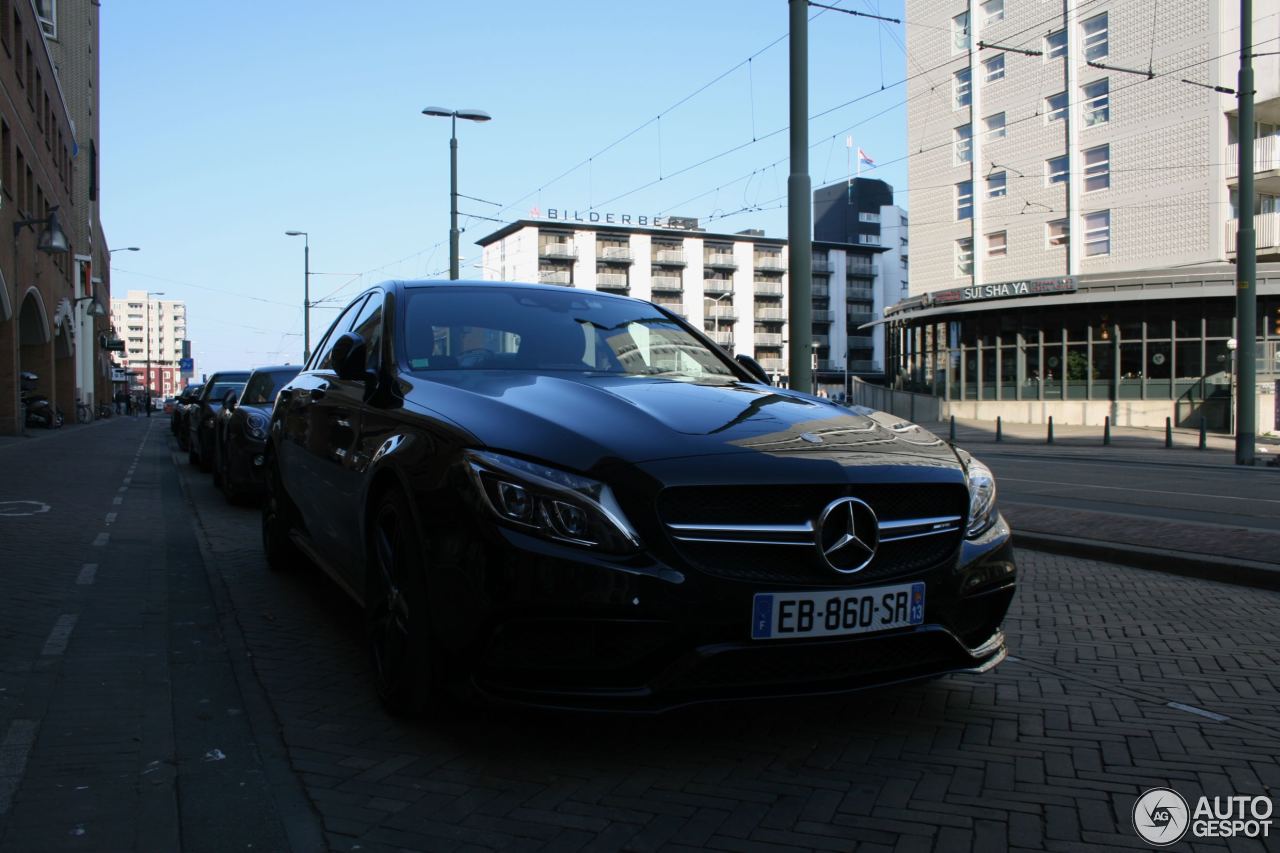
[401,371,961,475]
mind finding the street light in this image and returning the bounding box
[144,291,165,417]
[108,246,141,254]
[707,291,734,350]
[421,106,492,280]
[12,205,69,254]
[285,231,311,362]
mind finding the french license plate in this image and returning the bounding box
[751,582,925,640]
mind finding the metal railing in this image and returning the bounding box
[709,329,735,345]
[1226,136,1280,179]
[538,270,571,284]
[596,273,629,289]
[812,282,829,297]
[540,242,577,259]
[703,279,733,295]
[653,249,687,265]
[651,276,683,292]
[1226,211,1280,252]
[812,310,834,324]
[705,254,738,268]
[754,256,785,271]
[754,280,784,296]
[811,257,831,273]
[707,305,737,320]
[754,308,786,321]
[754,332,784,346]
[598,246,633,262]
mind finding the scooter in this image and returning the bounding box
[20,371,64,429]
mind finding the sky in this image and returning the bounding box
[101,1,909,377]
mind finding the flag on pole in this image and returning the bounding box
[857,148,875,167]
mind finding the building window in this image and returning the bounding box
[1084,210,1110,255]
[953,67,971,109]
[1046,154,1069,185]
[981,0,1004,25]
[955,238,973,276]
[956,181,973,220]
[1084,144,1110,191]
[1082,79,1110,126]
[985,111,1006,140]
[858,211,880,223]
[1047,218,1069,247]
[1082,12,1108,61]
[34,0,54,38]
[987,231,1007,257]
[952,11,970,51]
[987,171,1007,198]
[983,54,1005,83]
[1045,29,1067,60]
[1045,91,1068,122]
[954,124,972,164]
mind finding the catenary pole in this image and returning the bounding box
[1235,0,1256,465]
[788,0,813,393]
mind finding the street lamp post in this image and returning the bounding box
[144,291,165,417]
[285,231,311,362]
[108,246,141,254]
[421,107,492,280]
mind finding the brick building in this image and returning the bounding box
[0,0,86,433]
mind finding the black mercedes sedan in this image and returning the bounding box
[213,364,300,502]
[186,371,250,472]
[264,280,1015,714]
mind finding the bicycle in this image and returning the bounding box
[76,399,92,424]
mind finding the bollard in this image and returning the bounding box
[1047,416,1054,445]
[1103,416,1111,446]
[1165,416,1173,448]
[996,416,1003,442]
[1199,416,1207,450]
[949,415,956,444]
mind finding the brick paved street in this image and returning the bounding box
[2,416,1279,851]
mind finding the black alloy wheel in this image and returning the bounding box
[366,489,439,716]
[261,451,303,572]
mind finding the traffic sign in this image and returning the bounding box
[178,358,193,371]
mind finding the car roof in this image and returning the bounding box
[248,364,300,374]
[392,279,646,304]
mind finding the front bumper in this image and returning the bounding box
[226,433,268,492]
[433,511,1016,714]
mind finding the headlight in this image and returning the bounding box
[464,450,641,554]
[245,413,268,440]
[963,455,998,538]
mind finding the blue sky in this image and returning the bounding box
[101,1,908,375]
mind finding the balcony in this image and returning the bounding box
[705,253,738,270]
[812,310,834,324]
[847,334,874,347]
[596,273,630,291]
[651,275,683,293]
[653,299,685,317]
[1226,211,1280,254]
[538,270,571,285]
[754,307,786,322]
[847,311,875,327]
[598,246,634,264]
[1226,137,1280,180]
[812,282,829,298]
[754,332,784,346]
[847,263,875,278]
[709,330,735,346]
[757,357,784,372]
[652,249,687,266]
[754,280,784,297]
[754,255,785,272]
[540,242,577,259]
[817,359,843,371]
[812,257,831,273]
[703,279,733,296]
[813,335,830,349]
[847,285,875,301]
[849,359,879,373]
[707,305,737,320]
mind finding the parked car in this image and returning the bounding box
[213,364,300,503]
[264,281,1015,715]
[163,396,179,415]
[172,384,204,447]
[186,371,250,472]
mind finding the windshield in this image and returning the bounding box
[242,368,300,404]
[203,382,246,403]
[403,287,739,383]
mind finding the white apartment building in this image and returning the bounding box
[885,0,1280,433]
[110,290,189,401]
[475,215,887,388]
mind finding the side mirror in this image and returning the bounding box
[332,332,372,382]
[734,353,770,384]
[224,390,238,409]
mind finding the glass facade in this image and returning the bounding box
[888,295,1280,431]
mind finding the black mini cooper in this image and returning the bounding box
[264,281,1016,714]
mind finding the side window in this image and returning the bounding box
[310,295,369,372]
[348,291,383,371]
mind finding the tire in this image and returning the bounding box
[366,489,442,716]
[262,451,303,572]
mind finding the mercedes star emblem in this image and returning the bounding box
[815,497,879,574]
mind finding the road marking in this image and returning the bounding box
[122,478,131,485]
[76,564,97,585]
[112,496,123,506]
[997,476,1280,504]
[0,500,51,517]
[105,513,117,525]
[41,615,77,656]
[0,719,39,816]
[1167,701,1231,722]
[92,532,109,547]
[117,486,127,493]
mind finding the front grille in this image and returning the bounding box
[659,484,966,586]
[665,631,963,690]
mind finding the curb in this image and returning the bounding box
[1014,530,1280,591]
